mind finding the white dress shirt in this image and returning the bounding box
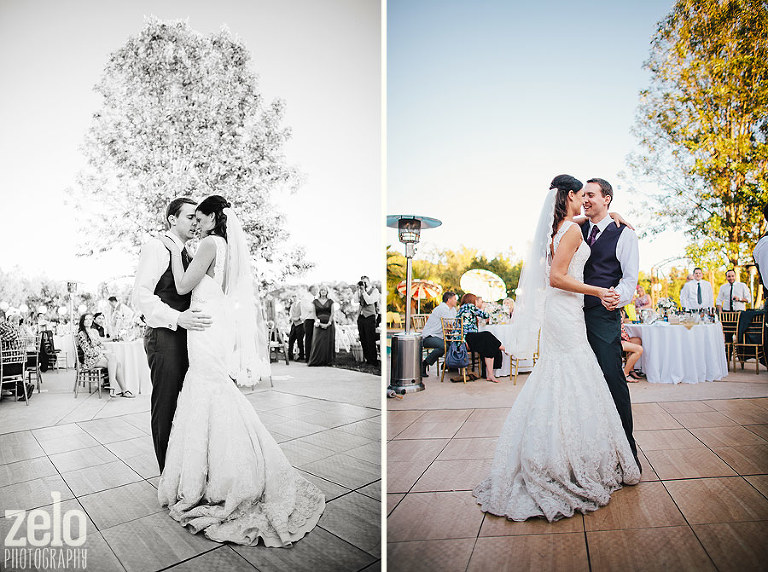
[680,280,714,310]
[586,216,640,307]
[754,236,768,291]
[132,232,185,330]
[716,281,751,311]
[422,303,457,339]
[299,295,316,321]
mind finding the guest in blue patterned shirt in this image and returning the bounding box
[456,293,504,383]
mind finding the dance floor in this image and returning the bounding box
[0,363,381,572]
[388,364,768,571]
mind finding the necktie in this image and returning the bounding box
[697,282,702,305]
[587,225,600,246]
[181,248,191,270]
[729,283,733,311]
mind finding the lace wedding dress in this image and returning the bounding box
[473,221,640,522]
[158,236,325,546]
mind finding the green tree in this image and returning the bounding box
[70,18,310,283]
[627,0,768,270]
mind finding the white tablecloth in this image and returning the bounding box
[481,324,534,377]
[104,340,151,395]
[53,334,77,368]
[624,322,728,384]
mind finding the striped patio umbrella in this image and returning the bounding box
[397,279,443,313]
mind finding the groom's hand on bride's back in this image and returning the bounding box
[178,309,213,331]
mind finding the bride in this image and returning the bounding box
[156,194,325,546]
[473,175,640,522]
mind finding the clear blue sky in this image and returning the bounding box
[0,0,381,289]
[387,0,685,274]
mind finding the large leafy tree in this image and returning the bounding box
[627,0,768,272]
[70,18,310,282]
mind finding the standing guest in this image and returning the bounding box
[76,313,133,397]
[308,286,335,366]
[108,296,135,337]
[633,285,653,311]
[755,205,768,306]
[716,269,752,312]
[456,293,504,383]
[92,313,108,338]
[300,285,318,361]
[420,291,458,376]
[357,275,380,366]
[0,315,34,401]
[680,267,714,310]
[287,295,305,361]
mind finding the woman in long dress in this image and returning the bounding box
[157,195,325,546]
[473,175,640,522]
[307,286,335,366]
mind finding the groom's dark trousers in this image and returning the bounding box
[145,328,188,472]
[584,305,638,461]
[144,251,191,472]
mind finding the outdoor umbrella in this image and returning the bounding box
[460,269,507,302]
[396,279,443,313]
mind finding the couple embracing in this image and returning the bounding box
[133,196,325,546]
[474,175,641,521]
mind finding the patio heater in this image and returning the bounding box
[386,215,442,394]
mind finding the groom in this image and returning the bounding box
[580,178,641,470]
[133,197,213,471]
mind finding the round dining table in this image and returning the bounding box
[481,323,534,377]
[104,340,151,395]
[624,321,728,384]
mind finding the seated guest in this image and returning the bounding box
[716,269,751,312]
[91,313,108,338]
[456,293,504,383]
[680,267,714,310]
[633,285,652,311]
[76,313,133,397]
[502,298,515,319]
[620,319,644,382]
[0,315,35,400]
[420,291,458,376]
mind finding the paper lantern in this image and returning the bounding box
[77,304,87,314]
[58,306,68,316]
[37,305,48,315]
[19,303,29,313]
[0,301,8,311]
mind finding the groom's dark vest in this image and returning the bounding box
[153,248,191,318]
[581,221,626,310]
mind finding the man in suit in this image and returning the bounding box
[287,295,305,361]
[133,197,213,471]
[581,177,641,471]
[680,267,714,310]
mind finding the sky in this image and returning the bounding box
[0,0,381,292]
[386,0,688,278]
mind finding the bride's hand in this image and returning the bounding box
[608,212,635,230]
[599,287,620,307]
[158,234,181,253]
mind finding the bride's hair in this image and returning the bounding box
[549,174,583,238]
[197,195,232,241]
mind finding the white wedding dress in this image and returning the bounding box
[158,236,325,546]
[473,221,640,522]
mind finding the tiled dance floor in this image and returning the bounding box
[388,366,768,571]
[0,363,381,572]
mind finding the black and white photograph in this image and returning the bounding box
[0,1,381,571]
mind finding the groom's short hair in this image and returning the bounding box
[165,197,197,228]
[586,178,613,205]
